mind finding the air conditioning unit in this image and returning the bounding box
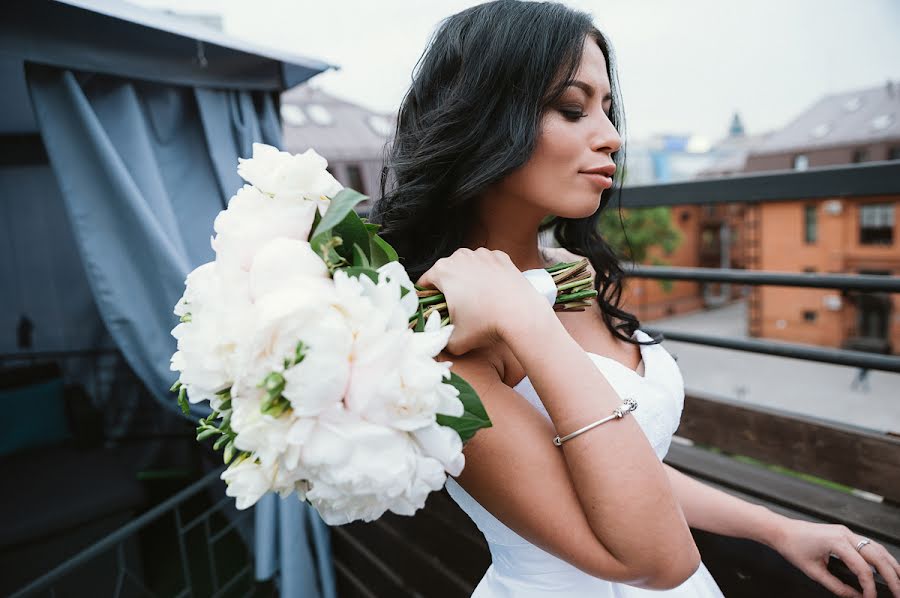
[822,294,843,310]
[823,200,843,215]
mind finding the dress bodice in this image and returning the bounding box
[444,328,687,555]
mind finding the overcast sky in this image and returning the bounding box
[134,0,900,143]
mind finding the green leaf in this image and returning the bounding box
[177,387,190,416]
[311,203,322,233]
[311,188,368,239]
[351,243,370,268]
[332,209,370,263]
[340,266,380,284]
[196,427,219,441]
[413,302,427,332]
[363,222,382,233]
[435,372,491,443]
[223,439,236,464]
[213,434,230,451]
[370,234,398,267]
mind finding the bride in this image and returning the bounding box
[369,1,900,596]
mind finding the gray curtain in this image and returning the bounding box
[25,62,335,598]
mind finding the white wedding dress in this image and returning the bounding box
[445,329,725,597]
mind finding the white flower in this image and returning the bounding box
[355,261,420,331]
[344,311,463,431]
[237,143,343,209]
[248,237,331,302]
[300,406,447,525]
[232,287,353,417]
[412,421,465,477]
[229,392,294,467]
[211,184,318,273]
[170,262,252,404]
[221,457,275,510]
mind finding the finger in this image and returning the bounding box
[832,543,878,598]
[808,561,863,598]
[416,260,443,290]
[864,544,900,597]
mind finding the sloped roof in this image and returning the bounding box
[1,0,336,91]
[697,131,774,176]
[750,81,900,156]
[280,85,396,161]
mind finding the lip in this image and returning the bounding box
[579,172,613,190]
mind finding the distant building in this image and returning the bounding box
[741,80,900,354]
[622,118,760,322]
[280,85,395,210]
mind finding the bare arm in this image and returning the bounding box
[499,309,701,585]
[419,247,700,588]
[662,462,785,546]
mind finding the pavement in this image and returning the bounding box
[645,299,900,434]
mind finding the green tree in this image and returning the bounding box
[599,206,683,292]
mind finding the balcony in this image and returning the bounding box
[7,161,900,597]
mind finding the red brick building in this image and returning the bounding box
[742,81,899,354]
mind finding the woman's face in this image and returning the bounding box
[493,36,622,219]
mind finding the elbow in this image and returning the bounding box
[639,543,702,590]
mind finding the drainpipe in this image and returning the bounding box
[703,222,731,307]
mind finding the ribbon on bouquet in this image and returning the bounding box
[522,268,558,307]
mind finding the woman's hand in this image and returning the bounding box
[770,518,900,597]
[416,247,552,355]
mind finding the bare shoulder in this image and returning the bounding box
[433,346,628,581]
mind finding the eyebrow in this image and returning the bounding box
[566,80,612,102]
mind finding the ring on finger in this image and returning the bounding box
[855,538,872,552]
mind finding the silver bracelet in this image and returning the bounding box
[553,398,638,446]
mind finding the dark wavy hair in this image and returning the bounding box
[369,0,659,348]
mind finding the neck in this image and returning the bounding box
[464,193,550,272]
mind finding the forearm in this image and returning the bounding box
[501,308,699,576]
[663,462,789,548]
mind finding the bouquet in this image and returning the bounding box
[169,143,598,525]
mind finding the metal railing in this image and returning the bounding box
[10,467,261,598]
[617,160,900,373]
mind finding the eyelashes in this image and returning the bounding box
[560,109,613,122]
[560,109,588,121]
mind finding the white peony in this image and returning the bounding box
[344,310,463,431]
[237,142,343,209]
[211,184,318,274]
[300,405,447,525]
[411,421,465,477]
[355,261,420,332]
[170,261,252,404]
[229,392,294,467]
[232,286,353,417]
[248,237,331,302]
[221,456,276,510]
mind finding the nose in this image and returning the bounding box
[589,113,622,155]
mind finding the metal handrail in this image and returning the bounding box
[10,467,227,598]
[609,160,900,207]
[626,265,900,292]
[643,328,900,373]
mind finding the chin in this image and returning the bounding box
[555,196,602,219]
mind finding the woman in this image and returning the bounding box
[369,1,900,596]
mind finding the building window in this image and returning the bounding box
[803,310,817,322]
[804,204,817,244]
[802,266,817,273]
[680,210,691,222]
[889,146,900,160]
[793,154,809,171]
[345,164,366,195]
[859,203,894,245]
[851,148,869,163]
